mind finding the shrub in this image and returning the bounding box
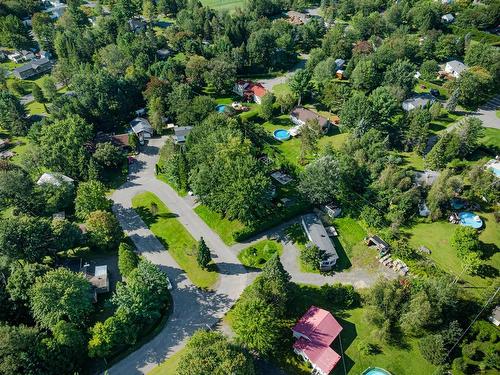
[299,245,324,271]
[357,340,381,355]
[118,242,138,277]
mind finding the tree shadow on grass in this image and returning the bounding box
[134,206,178,227]
[480,242,498,260]
[475,264,499,279]
[332,237,352,272]
[332,317,357,375]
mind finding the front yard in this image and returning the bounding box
[132,192,219,289]
[238,239,283,268]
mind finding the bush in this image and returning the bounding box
[118,242,138,277]
[419,334,446,365]
[300,245,324,271]
[320,283,360,309]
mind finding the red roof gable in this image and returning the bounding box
[249,83,266,98]
[292,306,343,374]
[293,338,341,375]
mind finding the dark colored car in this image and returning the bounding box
[430,89,440,97]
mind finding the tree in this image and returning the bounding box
[419,334,446,365]
[0,15,31,49]
[427,169,463,220]
[204,58,237,94]
[118,242,138,277]
[299,119,321,162]
[464,42,500,73]
[32,12,55,52]
[455,117,484,157]
[93,142,124,168]
[321,81,352,112]
[142,0,156,21]
[75,180,112,220]
[400,291,432,336]
[420,60,439,81]
[425,132,460,170]
[351,59,380,92]
[0,89,28,135]
[451,226,479,259]
[276,91,296,114]
[196,237,211,269]
[0,324,44,375]
[86,210,123,251]
[405,108,431,155]
[383,59,417,97]
[449,67,494,110]
[32,84,46,105]
[0,168,38,213]
[289,69,310,105]
[339,91,375,133]
[247,29,277,68]
[38,115,93,179]
[6,262,50,309]
[312,57,337,88]
[409,1,440,32]
[0,216,54,262]
[30,268,93,329]
[251,254,291,310]
[233,298,284,357]
[51,219,82,251]
[177,330,255,375]
[300,245,324,271]
[260,92,275,121]
[39,76,58,102]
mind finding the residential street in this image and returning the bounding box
[108,136,394,374]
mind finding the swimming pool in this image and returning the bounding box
[459,211,483,229]
[362,367,392,375]
[273,129,291,141]
[215,104,227,113]
[490,166,500,177]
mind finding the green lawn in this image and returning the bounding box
[132,192,219,289]
[200,0,245,10]
[407,213,500,290]
[479,127,500,152]
[414,79,449,99]
[429,112,463,134]
[272,83,293,97]
[26,100,46,115]
[194,204,245,245]
[148,348,185,375]
[398,151,425,170]
[237,239,283,268]
[263,115,347,168]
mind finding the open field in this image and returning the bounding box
[201,0,245,10]
[407,212,500,290]
[238,239,283,268]
[132,192,219,289]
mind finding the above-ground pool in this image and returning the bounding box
[273,129,291,141]
[362,367,392,375]
[215,104,227,113]
[459,211,483,229]
[490,165,500,177]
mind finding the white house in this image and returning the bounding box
[445,60,467,78]
[233,80,267,104]
[402,93,436,111]
[489,306,500,326]
[130,117,154,143]
[441,13,455,23]
[37,172,74,186]
[301,214,339,271]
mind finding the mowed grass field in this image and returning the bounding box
[201,0,245,10]
[132,192,219,289]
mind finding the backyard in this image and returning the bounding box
[132,192,219,289]
[407,212,500,291]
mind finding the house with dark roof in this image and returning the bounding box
[366,235,390,254]
[13,58,52,80]
[290,107,331,133]
[128,18,147,33]
[292,306,343,375]
[301,214,339,271]
[130,117,154,143]
[173,126,193,144]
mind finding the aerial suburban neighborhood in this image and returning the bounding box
[0,0,499,375]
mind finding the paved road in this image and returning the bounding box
[20,82,65,105]
[258,54,308,91]
[109,137,257,374]
[108,136,394,374]
[474,95,500,129]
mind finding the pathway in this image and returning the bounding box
[473,95,500,129]
[108,137,257,374]
[107,136,394,374]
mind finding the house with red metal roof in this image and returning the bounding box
[292,306,343,375]
[233,80,267,104]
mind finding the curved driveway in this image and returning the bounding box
[109,137,257,374]
[108,136,392,374]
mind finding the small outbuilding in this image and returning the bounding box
[441,13,455,23]
[366,235,390,254]
[173,126,193,144]
[37,172,74,186]
[130,117,154,143]
[488,306,500,326]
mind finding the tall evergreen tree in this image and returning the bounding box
[197,237,211,269]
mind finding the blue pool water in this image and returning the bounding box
[215,104,226,113]
[362,368,392,375]
[490,166,500,177]
[273,129,291,141]
[459,211,483,229]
